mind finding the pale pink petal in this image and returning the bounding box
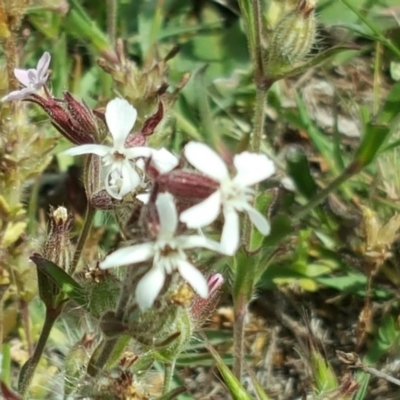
[136,266,166,310]
[105,98,137,149]
[233,152,275,186]
[13,69,31,86]
[151,148,179,173]
[180,191,222,228]
[156,193,178,239]
[1,87,34,102]
[63,144,111,157]
[176,259,208,298]
[207,273,224,294]
[221,207,240,255]
[100,243,155,269]
[36,52,51,80]
[245,205,270,235]
[176,235,222,253]
[184,142,229,181]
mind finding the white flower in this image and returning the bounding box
[180,142,275,255]
[64,98,153,199]
[100,192,222,310]
[1,52,51,101]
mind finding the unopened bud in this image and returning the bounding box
[84,155,117,210]
[43,207,73,272]
[190,273,224,328]
[38,206,73,308]
[267,0,316,77]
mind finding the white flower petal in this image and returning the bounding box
[176,235,222,253]
[118,163,141,197]
[136,192,150,204]
[233,152,275,186]
[136,266,166,310]
[246,205,270,235]
[176,259,208,298]
[64,144,111,157]
[184,142,229,181]
[156,193,178,239]
[151,148,179,173]
[221,207,240,255]
[100,243,155,269]
[180,191,222,228]
[105,98,137,149]
[13,69,31,87]
[124,146,153,160]
[36,52,51,81]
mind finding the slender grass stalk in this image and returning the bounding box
[340,0,400,58]
[293,163,360,221]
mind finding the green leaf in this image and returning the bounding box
[286,146,318,199]
[354,372,370,400]
[30,254,86,307]
[378,80,400,126]
[353,123,391,168]
[206,340,253,400]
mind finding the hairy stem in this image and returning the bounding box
[234,0,266,382]
[233,296,247,379]
[162,358,177,395]
[107,0,117,46]
[19,307,61,398]
[70,203,96,274]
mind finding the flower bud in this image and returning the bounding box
[156,170,219,200]
[29,92,100,145]
[190,273,224,328]
[266,0,317,77]
[83,155,117,210]
[38,206,73,308]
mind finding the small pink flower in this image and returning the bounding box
[1,52,51,101]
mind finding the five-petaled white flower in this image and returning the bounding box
[100,192,222,310]
[1,52,51,102]
[180,142,275,255]
[64,98,155,199]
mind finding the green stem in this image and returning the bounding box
[70,203,95,274]
[251,88,267,152]
[19,307,61,398]
[233,296,247,380]
[87,337,119,377]
[162,358,177,395]
[107,0,117,46]
[234,0,267,383]
[293,163,359,221]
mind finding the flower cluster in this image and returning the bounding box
[3,52,276,311]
